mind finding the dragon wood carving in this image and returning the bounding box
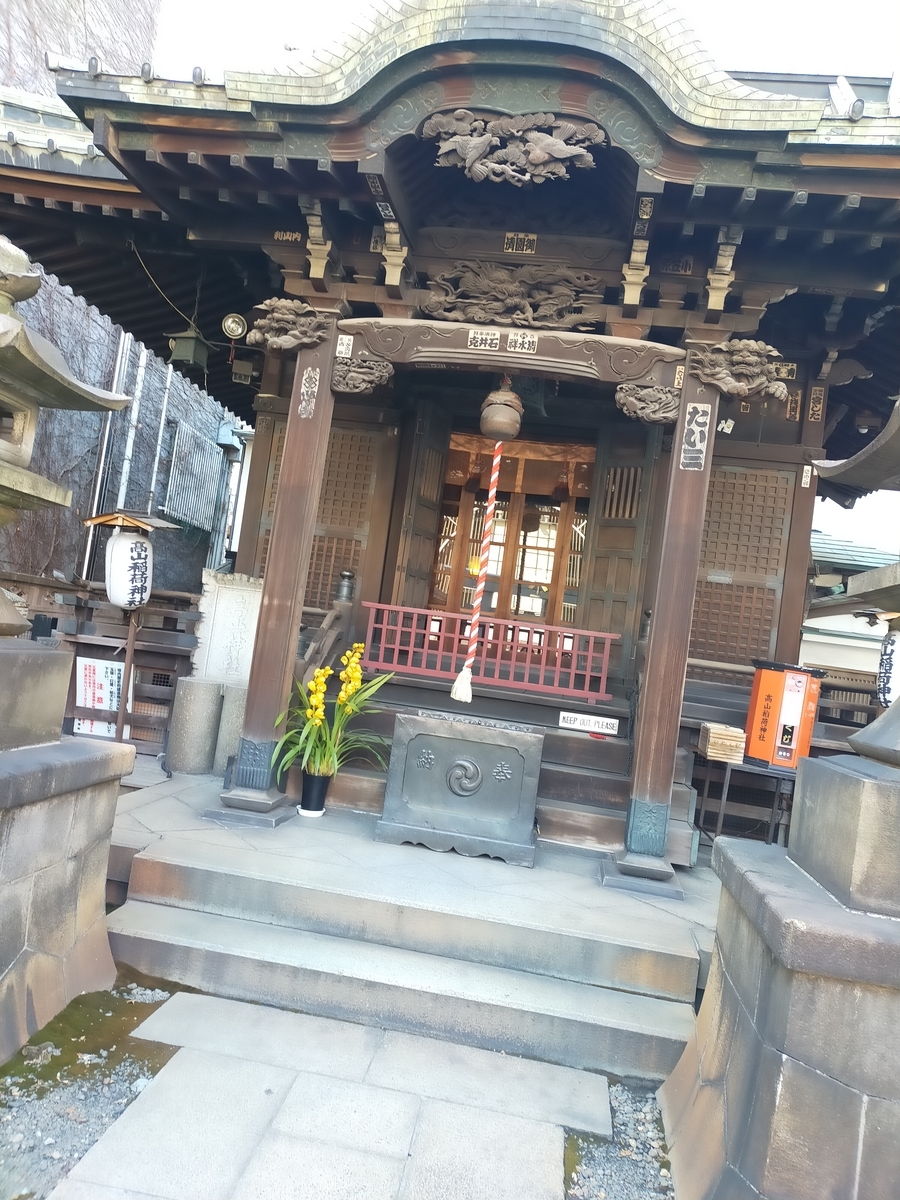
[421,260,607,329]
[615,384,680,424]
[421,110,606,186]
[689,340,789,402]
[246,299,331,353]
[331,354,394,395]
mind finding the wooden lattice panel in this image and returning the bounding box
[317,430,378,527]
[700,468,792,576]
[690,581,777,663]
[306,536,363,608]
[690,466,794,671]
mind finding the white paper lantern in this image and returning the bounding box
[876,629,899,708]
[105,528,153,609]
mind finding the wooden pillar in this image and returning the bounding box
[223,321,338,811]
[621,351,720,877]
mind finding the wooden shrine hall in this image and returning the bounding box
[7,0,900,880]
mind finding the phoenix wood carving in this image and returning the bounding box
[421,110,606,186]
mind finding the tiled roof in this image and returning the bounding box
[810,531,900,571]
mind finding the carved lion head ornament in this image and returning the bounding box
[616,340,789,425]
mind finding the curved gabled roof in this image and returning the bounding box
[223,0,826,132]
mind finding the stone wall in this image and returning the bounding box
[0,738,135,1065]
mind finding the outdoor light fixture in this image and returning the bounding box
[855,410,882,435]
[231,360,254,386]
[221,312,248,340]
[166,327,212,371]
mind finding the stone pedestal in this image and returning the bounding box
[659,741,900,1200]
[166,677,224,774]
[0,737,135,1064]
[375,715,543,866]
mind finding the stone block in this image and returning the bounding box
[28,856,79,956]
[714,888,767,1023]
[166,677,224,774]
[230,1130,405,1200]
[666,1081,726,1200]
[69,1048,295,1199]
[213,684,247,777]
[0,791,75,883]
[368,1028,611,1137]
[22,950,67,1033]
[107,830,154,884]
[0,640,72,751]
[858,1096,900,1200]
[0,970,28,1065]
[0,874,30,974]
[63,916,116,1003]
[398,1099,563,1200]
[759,963,900,1102]
[273,1071,420,1157]
[721,997,763,1165]
[76,837,111,938]
[738,1049,863,1200]
[0,739,135,810]
[658,1024,700,1146]
[699,954,740,1089]
[68,780,119,856]
[789,754,900,919]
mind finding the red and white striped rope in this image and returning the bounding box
[462,440,503,672]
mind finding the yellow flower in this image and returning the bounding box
[305,708,314,719]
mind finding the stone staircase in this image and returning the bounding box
[107,802,711,1082]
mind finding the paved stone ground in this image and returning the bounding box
[45,992,614,1200]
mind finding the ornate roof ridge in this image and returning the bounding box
[220,0,826,131]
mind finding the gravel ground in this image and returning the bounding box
[566,1082,675,1200]
[0,981,174,1200]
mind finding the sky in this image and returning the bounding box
[152,0,900,558]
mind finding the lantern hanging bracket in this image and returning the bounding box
[83,511,179,531]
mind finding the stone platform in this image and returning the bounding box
[49,991,611,1200]
[660,742,900,1199]
[107,774,719,1082]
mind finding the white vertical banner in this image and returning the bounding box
[877,630,899,708]
[74,657,131,738]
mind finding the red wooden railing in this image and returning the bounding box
[360,603,618,702]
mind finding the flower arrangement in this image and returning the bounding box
[272,643,393,780]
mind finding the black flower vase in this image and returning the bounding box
[299,771,331,817]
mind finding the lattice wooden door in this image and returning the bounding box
[578,423,658,681]
[392,402,452,608]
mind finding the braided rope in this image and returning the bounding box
[462,440,503,673]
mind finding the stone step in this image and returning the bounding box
[107,899,695,1081]
[125,834,700,1002]
[536,802,699,867]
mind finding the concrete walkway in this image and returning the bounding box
[47,992,611,1200]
